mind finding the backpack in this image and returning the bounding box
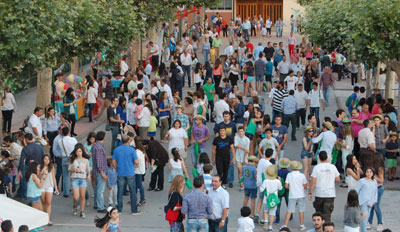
[266,192,280,209]
[345,95,351,107]
[278,177,286,197]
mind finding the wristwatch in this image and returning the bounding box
[221,220,225,223]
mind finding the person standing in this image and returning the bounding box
[254,52,266,93]
[357,168,377,232]
[44,107,61,161]
[270,115,288,160]
[271,81,288,122]
[27,107,44,138]
[242,18,251,41]
[358,119,376,167]
[107,97,124,153]
[86,80,98,122]
[281,90,298,141]
[287,32,296,57]
[63,88,78,136]
[295,84,308,128]
[92,131,108,213]
[372,114,389,158]
[212,126,236,187]
[309,151,340,222]
[277,56,290,82]
[212,35,222,59]
[306,82,325,128]
[148,41,160,71]
[208,175,230,232]
[1,86,16,136]
[214,93,229,124]
[320,66,334,107]
[180,49,193,88]
[96,75,114,120]
[312,122,337,162]
[145,139,169,191]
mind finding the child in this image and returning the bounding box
[203,163,213,193]
[259,164,282,231]
[95,207,121,232]
[3,168,12,196]
[282,161,307,230]
[106,158,117,207]
[134,98,144,122]
[197,153,211,176]
[223,78,232,94]
[258,128,280,161]
[341,120,354,187]
[168,148,189,183]
[275,158,291,224]
[242,156,259,218]
[386,132,399,180]
[238,206,255,232]
[235,126,250,190]
[148,113,158,140]
[18,225,29,232]
[255,149,274,224]
[344,190,364,231]
[261,26,267,38]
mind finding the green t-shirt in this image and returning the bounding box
[245,118,257,135]
[203,83,215,101]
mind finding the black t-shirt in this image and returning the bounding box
[0,168,5,194]
[386,141,399,159]
[263,47,275,59]
[107,106,119,127]
[167,191,184,222]
[213,136,233,160]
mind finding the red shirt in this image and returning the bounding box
[246,43,254,52]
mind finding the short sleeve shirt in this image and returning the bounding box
[270,125,288,149]
[213,136,233,160]
[259,137,280,157]
[311,163,340,197]
[112,145,138,177]
[242,164,257,189]
[286,171,307,199]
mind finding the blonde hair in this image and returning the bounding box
[344,124,354,138]
[168,175,185,194]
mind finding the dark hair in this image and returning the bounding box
[70,143,90,164]
[312,212,324,220]
[193,176,204,188]
[198,153,210,165]
[289,90,294,95]
[25,161,39,182]
[24,133,33,141]
[107,158,113,168]
[279,227,291,232]
[322,222,334,230]
[364,167,376,180]
[308,114,315,121]
[61,126,70,136]
[173,119,181,128]
[363,119,371,127]
[347,189,360,208]
[171,148,181,162]
[265,148,273,158]
[134,137,145,152]
[18,225,29,232]
[319,151,328,161]
[1,220,13,232]
[86,132,96,146]
[60,112,69,120]
[266,128,272,133]
[135,98,143,105]
[238,126,245,131]
[94,207,118,229]
[3,135,13,143]
[96,131,106,141]
[65,87,75,100]
[1,150,10,158]
[219,125,226,131]
[324,117,331,122]
[240,206,251,217]
[335,109,345,117]
[345,155,357,175]
[40,154,54,173]
[203,164,213,174]
[354,86,360,92]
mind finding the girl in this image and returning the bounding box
[87,79,98,122]
[301,126,314,181]
[106,158,117,208]
[345,155,362,192]
[212,58,223,89]
[344,190,364,232]
[197,152,211,176]
[243,61,255,97]
[116,96,127,126]
[194,63,202,90]
[168,148,189,183]
[134,137,146,206]
[69,143,91,218]
[368,155,385,231]
[40,155,58,225]
[26,162,47,211]
[357,167,377,232]
[63,88,77,136]
[341,122,354,187]
[95,207,121,232]
[166,175,185,232]
[229,58,240,87]
[158,91,171,143]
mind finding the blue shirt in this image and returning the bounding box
[116,105,127,123]
[348,93,357,113]
[214,121,237,138]
[112,145,138,177]
[357,178,378,207]
[254,46,264,59]
[266,61,274,75]
[182,189,213,219]
[106,168,117,187]
[281,95,298,114]
[270,124,288,149]
[242,164,257,189]
[234,101,245,123]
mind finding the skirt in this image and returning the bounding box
[168,168,184,183]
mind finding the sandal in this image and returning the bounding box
[48,221,53,226]
[340,184,348,188]
[137,202,142,206]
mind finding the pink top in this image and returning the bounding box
[134,104,144,121]
[306,52,313,58]
[212,65,222,76]
[351,112,370,137]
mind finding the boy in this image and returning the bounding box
[242,156,259,218]
[212,126,236,187]
[238,206,255,232]
[255,149,274,224]
[268,81,278,103]
[258,128,280,160]
[235,126,251,189]
[275,158,291,224]
[281,161,307,230]
[203,163,213,193]
[192,115,211,168]
[260,165,282,231]
[386,132,399,180]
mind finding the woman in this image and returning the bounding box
[194,91,207,119]
[243,61,255,97]
[138,99,152,140]
[357,167,377,232]
[167,120,189,160]
[212,58,223,89]
[245,110,263,155]
[63,88,77,136]
[168,148,189,182]
[166,175,185,232]
[1,86,16,135]
[303,64,316,93]
[26,162,46,211]
[134,137,146,206]
[202,37,210,63]
[69,143,91,219]
[368,155,385,231]
[159,91,171,143]
[344,190,364,232]
[86,79,98,122]
[345,155,363,191]
[44,107,61,161]
[169,62,181,96]
[341,121,354,187]
[84,132,96,193]
[40,155,58,225]
[228,57,240,87]
[120,72,131,101]
[301,126,314,181]
[183,97,194,120]
[116,96,127,126]
[383,115,397,133]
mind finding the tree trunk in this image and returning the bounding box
[385,61,392,99]
[36,67,52,108]
[70,57,79,76]
[366,69,372,97]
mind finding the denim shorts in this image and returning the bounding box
[256,74,264,82]
[244,188,257,199]
[247,76,255,82]
[71,178,88,189]
[258,190,265,199]
[28,196,41,203]
[266,74,272,82]
[301,151,313,159]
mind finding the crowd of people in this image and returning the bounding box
[0,13,398,232]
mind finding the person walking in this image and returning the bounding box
[86,80,98,122]
[39,154,58,225]
[281,90,298,141]
[320,66,334,107]
[1,86,16,136]
[107,97,124,153]
[212,126,236,187]
[63,88,78,136]
[92,131,108,213]
[165,175,186,231]
[208,175,230,232]
[357,168,377,232]
[96,75,114,120]
[306,82,325,128]
[44,107,61,161]
[295,84,308,129]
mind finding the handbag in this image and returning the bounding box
[185,177,192,190]
[164,191,174,213]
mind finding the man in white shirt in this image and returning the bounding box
[224,42,234,57]
[144,63,152,77]
[309,151,340,222]
[312,122,337,161]
[284,71,298,91]
[180,49,192,87]
[27,107,44,138]
[148,41,160,71]
[290,58,302,76]
[160,79,173,103]
[295,84,308,128]
[208,175,230,231]
[127,75,138,97]
[254,148,273,223]
[277,55,290,82]
[214,93,229,124]
[358,119,375,151]
[306,82,325,128]
[120,55,129,76]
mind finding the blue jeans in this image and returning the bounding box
[117,176,138,213]
[94,173,106,210]
[208,217,228,232]
[276,27,282,37]
[16,164,26,198]
[322,86,332,107]
[182,65,191,87]
[310,107,320,128]
[135,174,145,202]
[187,218,209,232]
[243,29,249,41]
[110,126,120,154]
[191,147,207,168]
[360,204,371,232]
[203,49,209,63]
[55,157,62,188]
[62,157,70,196]
[228,151,234,184]
[376,149,386,159]
[368,186,384,225]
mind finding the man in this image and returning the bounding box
[282,90,298,141]
[322,222,335,232]
[234,126,250,188]
[320,52,331,71]
[53,127,77,197]
[271,81,288,123]
[290,58,302,76]
[335,49,345,81]
[284,71,298,91]
[27,107,43,138]
[214,93,229,124]
[309,151,340,222]
[320,66,334,107]
[373,114,389,158]
[254,52,266,93]
[277,55,290,82]
[242,18,251,41]
[0,220,13,232]
[295,84,308,128]
[16,133,45,199]
[224,42,234,57]
[160,79,173,103]
[270,115,288,160]
[212,126,236,187]
[112,135,140,215]
[108,97,124,153]
[148,41,160,71]
[92,131,108,213]
[208,175,230,232]
[307,82,325,128]
[212,34,222,58]
[263,42,275,59]
[128,74,138,97]
[287,32,296,56]
[254,42,264,60]
[180,49,192,87]
[358,119,376,167]
[307,212,325,232]
[120,55,129,76]
[96,75,114,120]
[312,122,337,162]
[3,136,22,170]
[182,176,213,231]
[145,139,169,191]
[191,115,211,168]
[347,86,359,113]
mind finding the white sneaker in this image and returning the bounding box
[366,223,371,230]
[299,225,307,231]
[377,224,385,231]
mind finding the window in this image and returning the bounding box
[209,0,232,10]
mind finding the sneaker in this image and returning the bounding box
[377,224,385,231]
[229,183,233,188]
[132,210,142,216]
[263,225,268,231]
[280,225,288,230]
[253,215,259,224]
[97,209,107,213]
[80,212,86,219]
[72,207,78,216]
[366,223,371,230]
[274,219,280,224]
[299,225,307,231]
[239,186,244,191]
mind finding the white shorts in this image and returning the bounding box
[41,187,54,193]
[263,206,277,216]
[288,197,306,213]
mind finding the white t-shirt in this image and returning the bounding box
[284,76,298,91]
[256,159,272,187]
[260,179,282,196]
[194,73,202,84]
[234,135,250,163]
[285,171,307,199]
[294,90,308,109]
[259,137,279,158]
[168,128,188,150]
[378,74,386,90]
[214,100,229,124]
[358,128,375,149]
[87,87,98,104]
[307,89,324,107]
[135,149,146,174]
[237,216,255,232]
[311,163,340,197]
[27,114,43,137]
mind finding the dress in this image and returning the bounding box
[107,219,121,232]
[168,158,184,182]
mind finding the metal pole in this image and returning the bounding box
[140,34,143,65]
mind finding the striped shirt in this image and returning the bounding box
[272,89,288,112]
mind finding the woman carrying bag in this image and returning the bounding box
[165,175,185,232]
